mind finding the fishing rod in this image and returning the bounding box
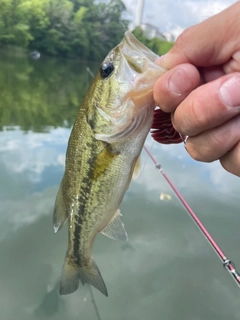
[143,145,240,288]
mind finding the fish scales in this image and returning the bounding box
[53,31,166,296]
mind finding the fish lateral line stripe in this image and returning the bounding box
[72,160,95,264]
[73,223,81,264]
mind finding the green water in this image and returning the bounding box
[1,51,240,320]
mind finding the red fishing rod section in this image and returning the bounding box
[143,145,240,288]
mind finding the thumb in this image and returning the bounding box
[158,1,240,69]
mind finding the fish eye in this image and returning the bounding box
[100,62,114,79]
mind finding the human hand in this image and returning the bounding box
[153,1,240,176]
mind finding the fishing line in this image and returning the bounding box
[86,67,95,91]
[138,138,154,183]
[143,144,240,288]
[88,286,102,320]
[86,67,95,78]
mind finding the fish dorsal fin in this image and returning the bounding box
[53,182,68,233]
[100,209,128,241]
[132,156,141,180]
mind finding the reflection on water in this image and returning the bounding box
[1,51,240,320]
[0,50,99,132]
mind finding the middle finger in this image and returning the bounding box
[172,73,240,136]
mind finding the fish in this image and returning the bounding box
[53,31,166,297]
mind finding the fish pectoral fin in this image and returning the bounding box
[93,144,119,180]
[132,156,141,180]
[100,209,128,241]
[53,182,68,233]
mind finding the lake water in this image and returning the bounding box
[1,50,240,320]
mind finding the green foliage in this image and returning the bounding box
[132,26,173,56]
[0,0,128,61]
[0,50,99,131]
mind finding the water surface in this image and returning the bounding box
[1,51,240,320]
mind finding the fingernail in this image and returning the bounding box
[219,76,240,107]
[168,68,193,95]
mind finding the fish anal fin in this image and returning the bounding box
[53,182,68,233]
[100,209,128,241]
[132,156,141,180]
[59,256,108,297]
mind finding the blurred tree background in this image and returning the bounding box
[0,0,173,132]
[132,27,173,56]
[0,0,173,61]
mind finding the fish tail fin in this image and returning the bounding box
[59,257,79,295]
[79,260,108,297]
[59,257,108,297]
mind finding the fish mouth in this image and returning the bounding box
[122,31,159,65]
[93,32,167,144]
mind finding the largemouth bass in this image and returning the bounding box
[53,31,166,297]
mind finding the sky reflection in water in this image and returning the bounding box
[1,52,240,320]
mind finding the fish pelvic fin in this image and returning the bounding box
[59,257,108,297]
[53,182,68,233]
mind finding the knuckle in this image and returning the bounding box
[187,146,213,163]
[188,96,212,131]
[173,96,207,135]
[174,27,193,53]
[186,135,219,163]
[185,138,207,162]
[207,130,225,151]
[174,86,222,136]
